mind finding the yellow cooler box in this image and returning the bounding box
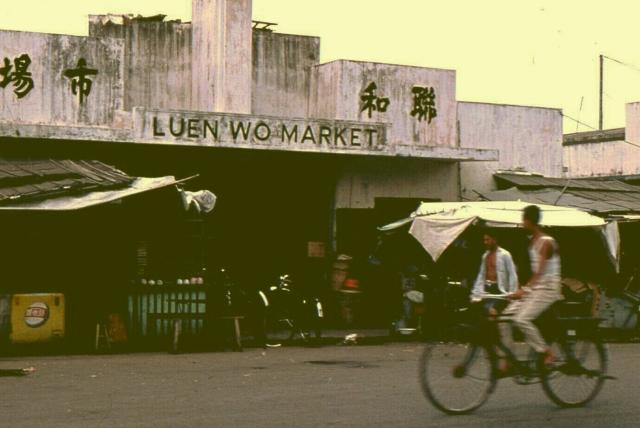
[10,294,65,344]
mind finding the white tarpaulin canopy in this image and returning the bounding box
[406,201,612,263]
[412,201,607,227]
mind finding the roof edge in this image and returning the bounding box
[563,128,625,145]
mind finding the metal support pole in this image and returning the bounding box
[599,54,604,130]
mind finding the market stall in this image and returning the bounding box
[0,158,216,353]
[378,201,618,337]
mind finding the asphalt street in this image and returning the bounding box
[1,343,638,427]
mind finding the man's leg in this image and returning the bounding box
[494,299,526,375]
[498,299,521,351]
[511,289,559,354]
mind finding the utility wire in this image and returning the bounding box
[566,55,640,149]
[561,113,599,132]
[603,55,640,75]
[576,96,584,132]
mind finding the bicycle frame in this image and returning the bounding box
[467,294,599,381]
[420,294,610,414]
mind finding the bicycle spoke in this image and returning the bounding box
[541,339,607,407]
[466,375,491,383]
[419,341,494,414]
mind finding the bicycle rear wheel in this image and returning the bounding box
[419,340,496,415]
[540,337,607,407]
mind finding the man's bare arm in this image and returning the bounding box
[527,239,552,288]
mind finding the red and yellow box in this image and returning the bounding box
[10,294,65,344]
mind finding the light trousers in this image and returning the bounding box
[499,282,562,353]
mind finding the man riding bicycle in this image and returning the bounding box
[471,229,518,316]
[421,204,609,414]
[499,205,563,367]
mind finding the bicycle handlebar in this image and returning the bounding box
[471,293,511,302]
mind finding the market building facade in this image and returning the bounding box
[0,0,570,340]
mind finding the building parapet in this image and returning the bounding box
[563,128,626,145]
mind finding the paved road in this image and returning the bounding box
[0,343,638,427]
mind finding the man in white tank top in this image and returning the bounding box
[498,205,563,367]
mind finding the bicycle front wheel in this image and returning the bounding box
[540,337,607,407]
[419,340,496,415]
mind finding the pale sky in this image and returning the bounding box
[2,0,640,132]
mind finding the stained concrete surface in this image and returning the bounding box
[0,343,638,427]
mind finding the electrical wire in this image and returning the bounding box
[561,55,640,149]
[603,55,640,75]
[561,112,598,132]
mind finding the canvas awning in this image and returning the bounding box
[383,201,613,264]
[411,201,607,228]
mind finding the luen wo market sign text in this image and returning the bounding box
[134,110,387,153]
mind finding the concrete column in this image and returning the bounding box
[192,0,252,113]
[626,102,640,144]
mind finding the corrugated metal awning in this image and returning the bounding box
[0,176,181,211]
[0,159,133,204]
[0,158,192,211]
[481,187,640,214]
[485,172,640,215]
[494,173,640,192]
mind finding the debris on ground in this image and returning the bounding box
[0,367,36,377]
[341,333,359,345]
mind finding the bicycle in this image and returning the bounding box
[620,269,640,333]
[258,274,324,346]
[419,293,612,415]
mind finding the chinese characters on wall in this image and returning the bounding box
[0,53,98,104]
[63,58,98,104]
[359,81,438,124]
[0,54,34,99]
[410,86,437,123]
[360,82,390,118]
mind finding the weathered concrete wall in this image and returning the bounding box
[564,140,632,177]
[252,30,320,117]
[564,102,640,177]
[0,30,123,126]
[335,158,459,209]
[458,102,563,199]
[309,60,457,147]
[89,15,193,112]
[192,0,252,114]
[88,15,318,117]
[625,102,640,144]
[309,61,341,120]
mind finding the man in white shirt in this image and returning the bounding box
[499,205,563,366]
[471,230,519,315]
